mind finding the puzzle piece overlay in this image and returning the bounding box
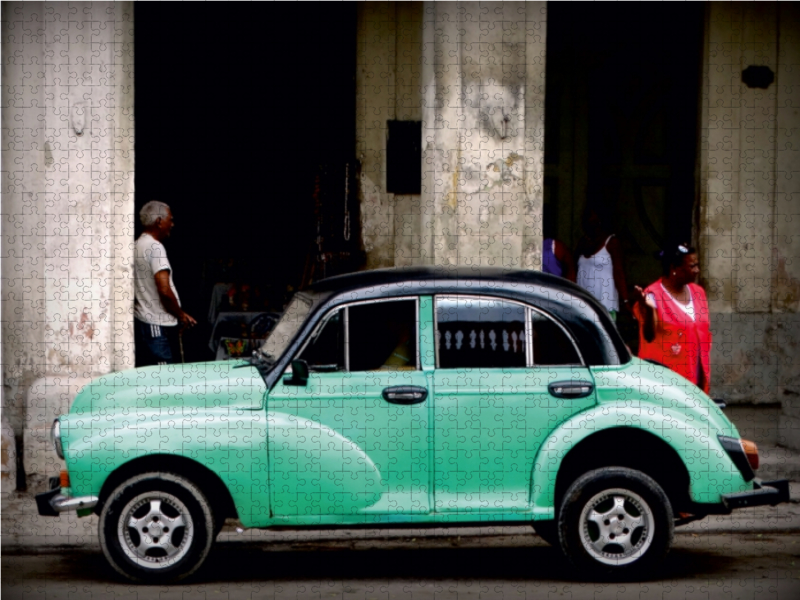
[2,2,800,507]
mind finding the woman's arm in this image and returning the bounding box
[632,285,658,343]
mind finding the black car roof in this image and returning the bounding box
[302,266,629,367]
[259,266,630,388]
[310,265,586,297]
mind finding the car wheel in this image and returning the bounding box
[558,467,673,578]
[532,519,560,547]
[99,472,216,584]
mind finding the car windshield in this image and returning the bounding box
[259,292,315,361]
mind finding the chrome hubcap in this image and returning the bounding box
[118,492,193,569]
[579,488,653,566]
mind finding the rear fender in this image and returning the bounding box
[530,404,751,516]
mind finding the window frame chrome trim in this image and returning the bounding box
[432,294,585,369]
[525,307,534,367]
[294,296,421,373]
[344,306,350,372]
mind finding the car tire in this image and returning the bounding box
[532,519,560,547]
[99,472,216,584]
[558,467,674,578]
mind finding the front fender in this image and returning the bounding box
[62,408,270,527]
[530,404,752,515]
[266,411,383,518]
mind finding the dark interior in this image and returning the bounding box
[348,301,417,372]
[135,3,704,363]
[544,2,705,350]
[135,4,357,362]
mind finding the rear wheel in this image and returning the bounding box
[99,472,216,584]
[558,467,673,578]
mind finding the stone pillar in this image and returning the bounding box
[356,2,398,269]
[774,4,800,447]
[356,1,547,270]
[1,2,135,480]
[421,1,547,268]
[393,2,424,267]
[700,3,800,446]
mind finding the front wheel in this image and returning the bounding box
[558,467,674,578]
[99,472,216,584]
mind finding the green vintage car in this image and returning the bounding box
[38,267,789,582]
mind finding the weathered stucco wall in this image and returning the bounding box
[700,3,800,445]
[357,1,547,269]
[1,2,135,485]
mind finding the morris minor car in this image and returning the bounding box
[38,267,790,582]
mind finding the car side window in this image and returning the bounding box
[297,309,345,371]
[298,299,419,372]
[531,311,582,366]
[348,299,418,371]
[436,297,527,369]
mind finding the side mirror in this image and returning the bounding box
[284,359,309,386]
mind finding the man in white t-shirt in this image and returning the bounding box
[134,201,197,366]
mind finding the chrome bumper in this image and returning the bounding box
[36,478,98,517]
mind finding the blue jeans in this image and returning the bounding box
[135,319,178,366]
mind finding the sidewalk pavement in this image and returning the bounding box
[3,442,799,554]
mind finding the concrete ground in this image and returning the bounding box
[4,533,800,599]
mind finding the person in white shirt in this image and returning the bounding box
[134,201,196,366]
[575,208,630,321]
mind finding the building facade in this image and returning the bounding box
[2,1,799,490]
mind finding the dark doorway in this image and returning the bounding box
[544,2,704,347]
[135,4,357,362]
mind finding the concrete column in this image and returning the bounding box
[422,1,547,268]
[774,3,800,447]
[700,3,800,447]
[702,3,778,314]
[393,1,423,267]
[774,4,800,313]
[357,1,547,270]
[1,2,135,480]
[356,2,397,270]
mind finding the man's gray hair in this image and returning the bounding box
[140,201,171,227]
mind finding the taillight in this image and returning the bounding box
[718,435,756,481]
[741,439,759,471]
[60,469,71,488]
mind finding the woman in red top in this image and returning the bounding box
[633,244,712,393]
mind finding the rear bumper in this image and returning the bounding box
[678,479,791,524]
[36,477,98,517]
[721,478,791,511]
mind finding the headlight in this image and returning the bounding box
[50,419,64,459]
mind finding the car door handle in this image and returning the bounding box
[548,381,594,399]
[382,386,428,405]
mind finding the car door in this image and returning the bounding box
[267,297,431,520]
[431,295,596,513]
